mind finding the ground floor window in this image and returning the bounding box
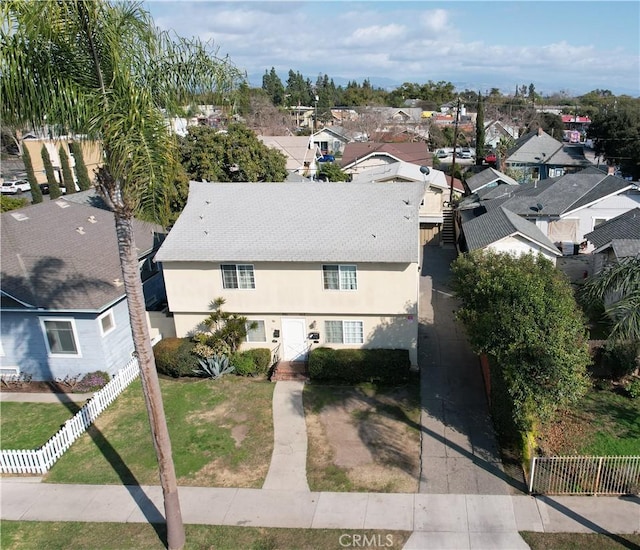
[325,320,364,344]
[41,318,80,355]
[245,320,266,342]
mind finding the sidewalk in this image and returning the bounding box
[1,480,637,537]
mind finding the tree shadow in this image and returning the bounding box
[1,260,166,544]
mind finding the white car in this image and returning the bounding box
[1,179,31,194]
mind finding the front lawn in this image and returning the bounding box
[303,380,421,492]
[1,402,79,449]
[0,521,411,550]
[521,532,640,550]
[537,385,640,456]
[45,376,274,487]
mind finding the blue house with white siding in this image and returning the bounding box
[0,191,166,381]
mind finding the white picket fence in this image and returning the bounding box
[529,455,640,495]
[0,358,140,475]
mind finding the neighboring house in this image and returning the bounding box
[464,167,520,195]
[311,126,352,156]
[340,142,433,176]
[155,181,425,366]
[350,161,464,246]
[465,166,640,255]
[258,135,318,178]
[505,127,591,182]
[21,135,103,187]
[584,207,640,272]
[483,120,519,149]
[457,205,562,264]
[0,191,168,381]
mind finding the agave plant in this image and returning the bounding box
[193,354,235,380]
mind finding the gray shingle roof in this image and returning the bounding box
[462,206,560,254]
[465,168,519,193]
[1,193,161,310]
[610,240,640,258]
[585,208,640,248]
[507,129,590,167]
[494,167,629,217]
[155,181,425,263]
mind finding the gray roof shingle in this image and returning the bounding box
[465,168,519,193]
[462,206,560,254]
[1,192,162,310]
[585,208,640,248]
[155,181,425,264]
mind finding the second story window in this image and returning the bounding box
[221,264,255,289]
[323,264,357,290]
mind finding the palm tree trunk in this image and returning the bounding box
[114,212,185,550]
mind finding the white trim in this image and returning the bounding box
[322,264,358,291]
[325,319,365,344]
[98,310,116,337]
[245,320,267,343]
[592,216,610,230]
[562,185,635,217]
[39,317,82,357]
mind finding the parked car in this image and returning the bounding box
[435,149,449,159]
[1,179,30,194]
[460,147,473,159]
[484,152,497,164]
[317,154,335,163]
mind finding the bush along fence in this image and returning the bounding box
[528,456,640,495]
[0,358,140,475]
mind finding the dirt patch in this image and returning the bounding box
[305,384,420,493]
[187,457,267,488]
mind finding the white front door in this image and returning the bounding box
[281,318,308,361]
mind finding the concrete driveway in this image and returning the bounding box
[418,245,516,495]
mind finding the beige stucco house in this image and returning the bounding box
[21,135,103,186]
[155,181,425,366]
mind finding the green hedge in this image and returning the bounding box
[232,348,272,376]
[153,337,198,378]
[308,347,410,384]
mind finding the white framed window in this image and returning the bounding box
[325,320,364,344]
[40,318,81,356]
[593,218,608,229]
[98,310,116,336]
[245,320,266,342]
[221,264,255,289]
[323,264,357,290]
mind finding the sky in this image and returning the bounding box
[145,1,640,97]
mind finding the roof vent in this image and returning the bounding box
[10,212,29,221]
[56,201,70,208]
[87,215,97,223]
[76,226,85,234]
[112,278,123,287]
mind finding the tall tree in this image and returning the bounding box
[22,144,42,203]
[179,124,287,184]
[581,257,640,373]
[588,97,640,180]
[2,2,243,548]
[59,145,75,194]
[70,141,92,191]
[475,91,485,165]
[41,144,61,199]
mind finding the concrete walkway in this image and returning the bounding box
[418,246,512,495]
[2,480,638,541]
[0,391,94,403]
[262,380,309,491]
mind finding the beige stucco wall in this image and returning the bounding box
[22,138,103,185]
[161,260,420,365]
[162,261,418,316]
[172,312,418,366]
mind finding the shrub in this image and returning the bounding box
[193,354,234,379]
[231,348,272,377]
[625,378,640,399]
[153,337,197,378]
[76,370,110,392]
[308,347,410,384]
[231,352,257,376]
[600,340,638,380]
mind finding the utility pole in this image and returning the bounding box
[449,97,461,204]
